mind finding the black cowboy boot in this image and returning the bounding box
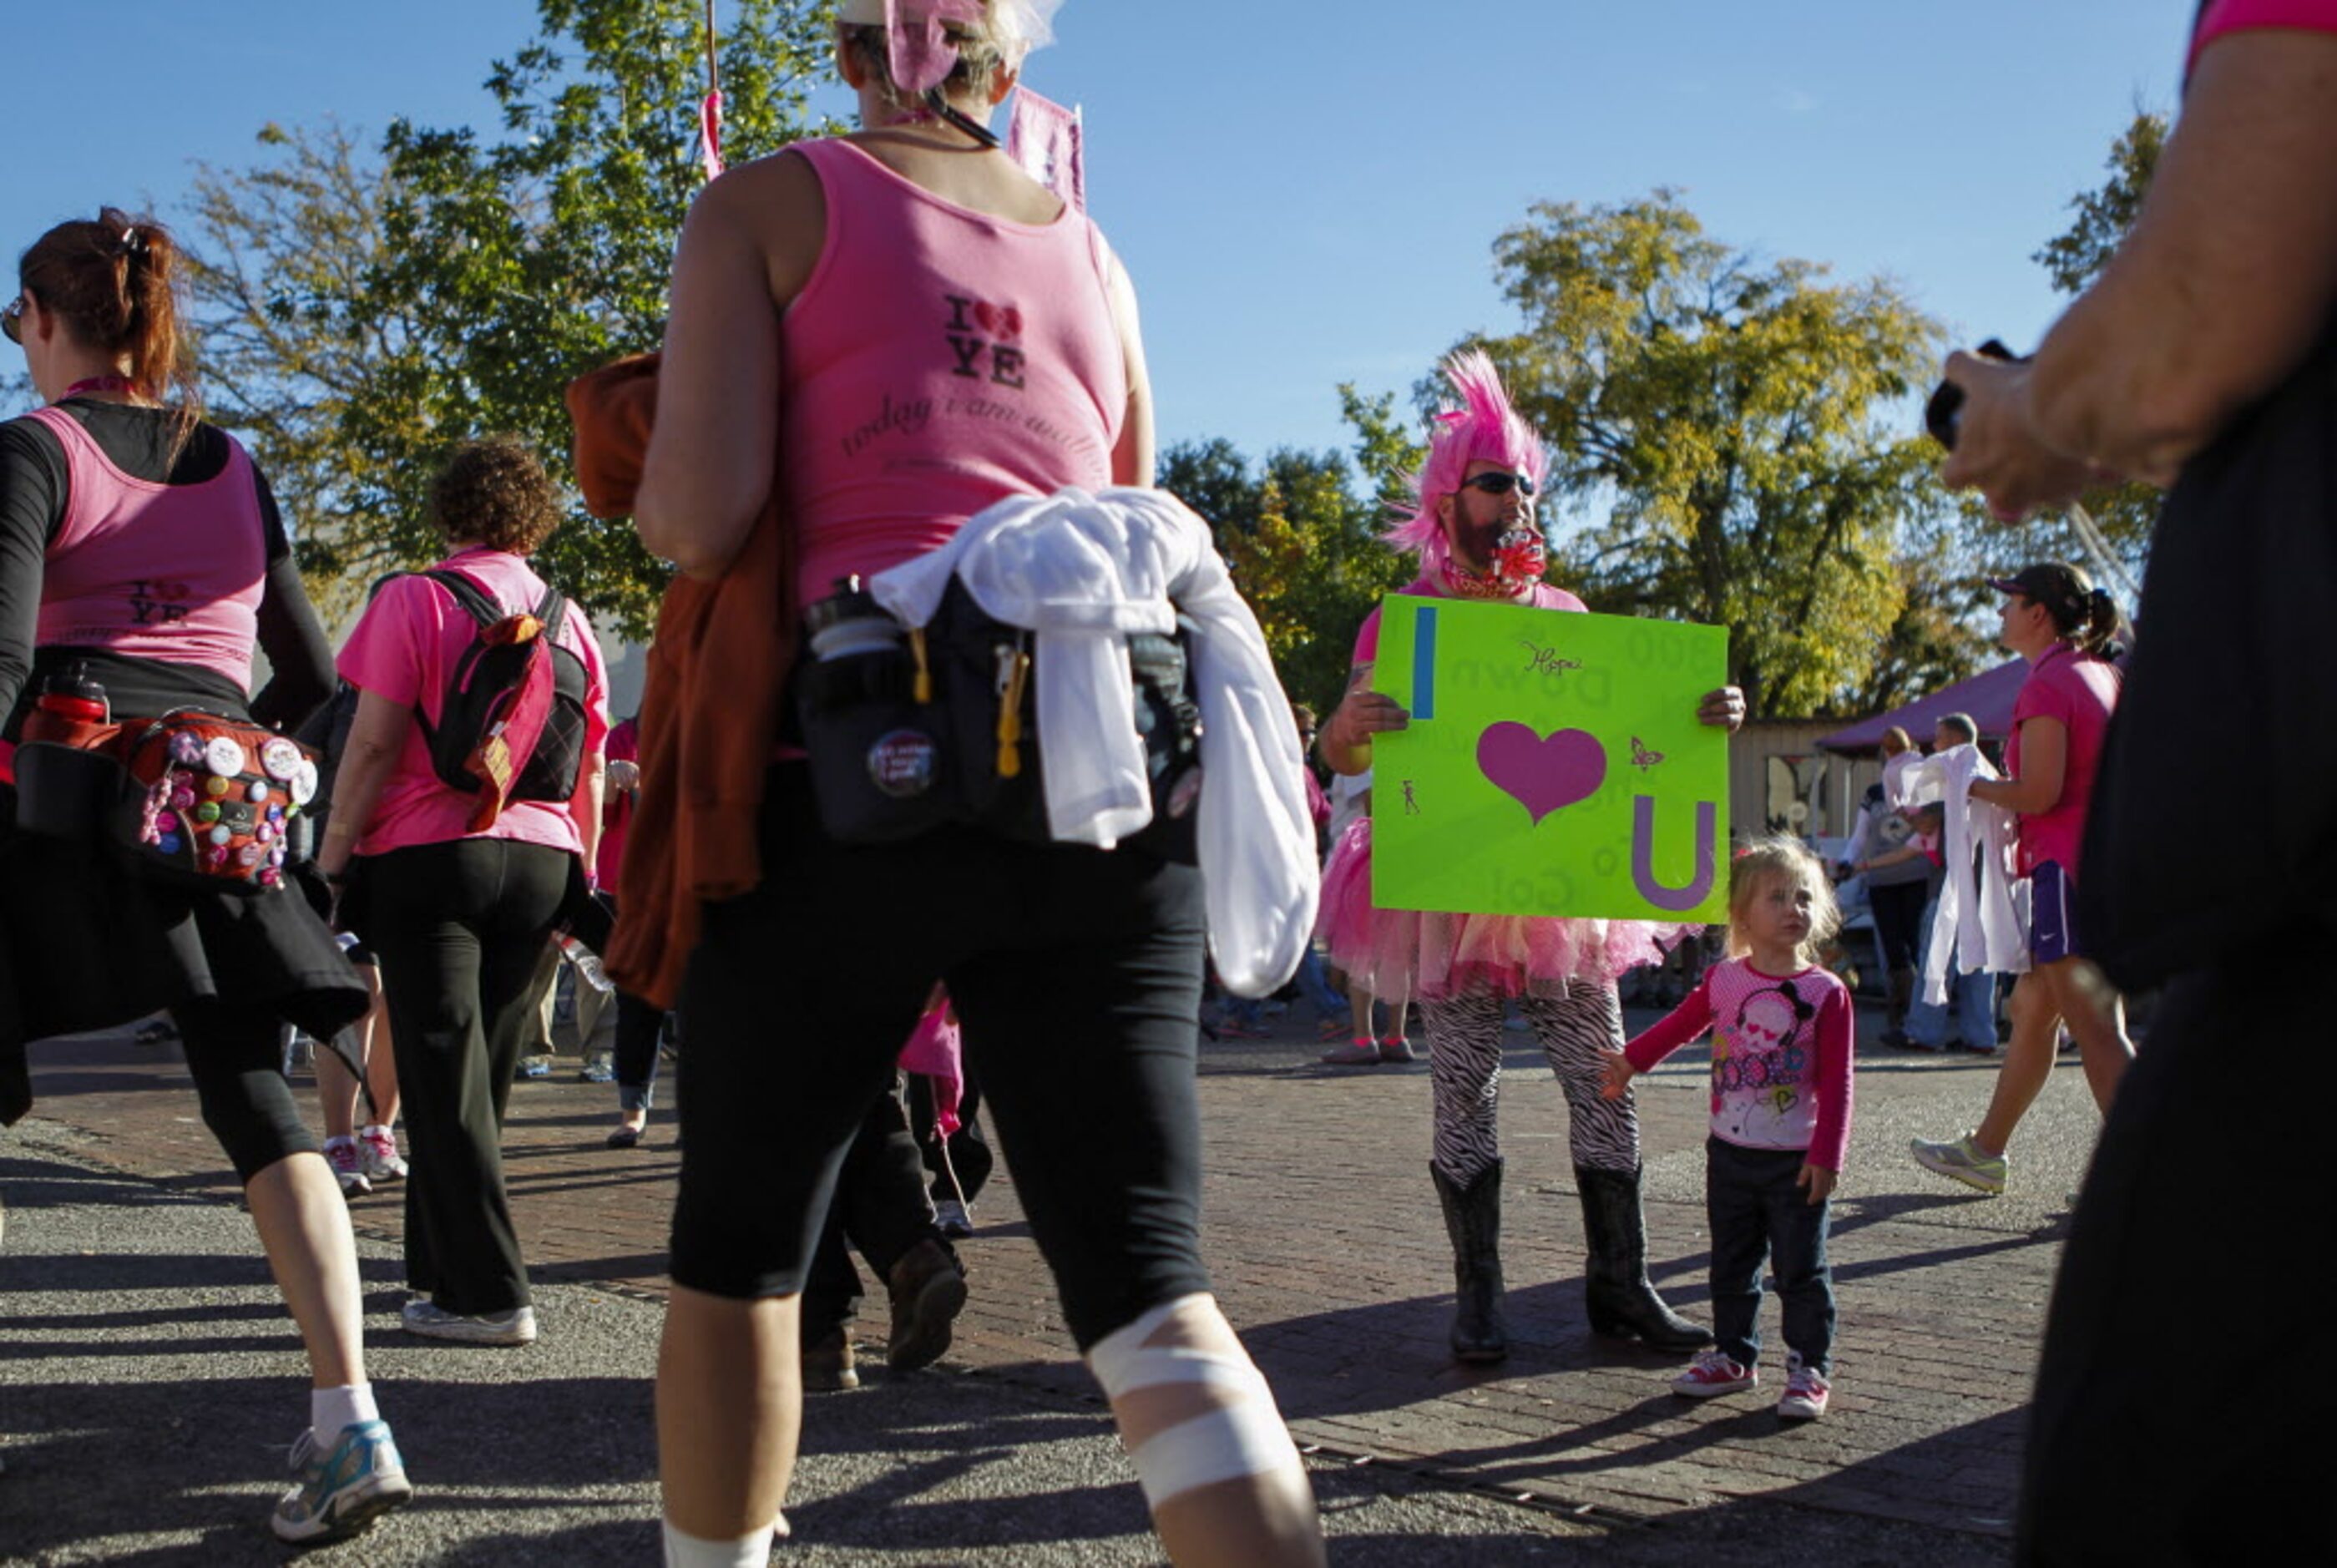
[1431,1160,1509,1363]
[1576,1164,1711,1353]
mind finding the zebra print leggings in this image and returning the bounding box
[1421,980,1642,1184]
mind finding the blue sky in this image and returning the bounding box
[4,2,2189,470]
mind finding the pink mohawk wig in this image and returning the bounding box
[1383,348,1550,574]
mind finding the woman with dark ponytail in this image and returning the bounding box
[0,210,410,1543]
[1909,561,2134,1196]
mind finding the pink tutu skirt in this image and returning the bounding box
[1318,816,1691,1001]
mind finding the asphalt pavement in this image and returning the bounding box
[0,993,2097,1565]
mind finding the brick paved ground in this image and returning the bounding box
[13,996,2107,1556]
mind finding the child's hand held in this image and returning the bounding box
[1598,1048,1636,1100]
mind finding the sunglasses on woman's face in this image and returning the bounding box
[1459,470,1535,498]
[1,296,23,346]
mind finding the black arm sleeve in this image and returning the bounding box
[246,467,336,731]
[0,419,68,725]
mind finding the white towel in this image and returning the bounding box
[1909,746,2029,1004]
[870,487,1320,996]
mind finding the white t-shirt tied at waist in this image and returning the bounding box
[871,486,1320,998]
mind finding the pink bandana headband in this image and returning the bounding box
[837,0,1062,93]
[1383,348,1551,584]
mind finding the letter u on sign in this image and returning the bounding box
[1632,794,1716,913]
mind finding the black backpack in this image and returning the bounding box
[415,569,589,807]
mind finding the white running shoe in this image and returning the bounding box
[357,1125,407,1182]
[323,1137,371,1197]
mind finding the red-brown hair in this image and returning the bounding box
[18,207,198,417]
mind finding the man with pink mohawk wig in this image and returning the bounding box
[1318,349,1745,1365]
[1380,349,1553,590]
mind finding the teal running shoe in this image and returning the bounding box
[272,1420,413,1544]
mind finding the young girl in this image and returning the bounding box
[1601,837,1854,1419]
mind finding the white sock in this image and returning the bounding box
[311,1382,380,1435]
[323,1134,356,1151]
[360,1123,394,1140]
[662,1520,776,1567]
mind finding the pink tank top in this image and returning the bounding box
[782,137,1126,609]
[28,406,267,692]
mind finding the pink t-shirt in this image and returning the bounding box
[2004,644,2122,878]
[1624,958,1856,1173]
[1349,574,1588,665]
[2191,0,2337,68]
[782,138,1126,609]
[27,406,266,690]
[336,547,610,858]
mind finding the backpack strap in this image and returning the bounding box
[532,582,570,644]
[419,569,505,629]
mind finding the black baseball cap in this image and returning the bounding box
[1988,562,2087,604]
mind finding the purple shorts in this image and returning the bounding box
[2028,860,2080,965]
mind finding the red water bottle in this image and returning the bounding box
[26,661,111,745]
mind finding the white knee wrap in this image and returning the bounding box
[1086,1295,1306,1508]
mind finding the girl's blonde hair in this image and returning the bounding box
[1725,836,1840,968]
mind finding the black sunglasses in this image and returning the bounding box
[1,295,23,346]
[1459,470,1535,498]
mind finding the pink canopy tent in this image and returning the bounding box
[1816,659,2026,756]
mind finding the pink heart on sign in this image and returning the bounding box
[1476,723,1608,825]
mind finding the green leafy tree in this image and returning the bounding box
[2034,111,2167,294]
[2024,109,2169,587]
[185,122,412,623]
[186,0,837,637]
[1447,190,1961,718]
[1161,438,1409,714]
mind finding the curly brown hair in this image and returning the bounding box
[427,437,562,556]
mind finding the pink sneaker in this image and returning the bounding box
[358,1125,407,1183]
[1777,1352,1830,1419]
[1671,1348,1756,1399]
[323,1137,371,1197]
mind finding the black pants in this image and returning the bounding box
[672,766,1211,1349]
[1866,878,1929,973]
[2020,949,2329,1564]
[801,1076,943,1340]
[357,837,572,1316]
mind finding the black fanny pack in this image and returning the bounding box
[792,579,1201,859]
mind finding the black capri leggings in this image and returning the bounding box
[176,994,319,1182]
[671,766,1211,1349]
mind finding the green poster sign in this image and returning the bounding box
[1370,595,1731,924]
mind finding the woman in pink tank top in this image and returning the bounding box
[0,210,407,1543]
[633,8,1324,1565]
[1910,561,2135,1191]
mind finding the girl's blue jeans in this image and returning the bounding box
[1707,1136,1835,1375]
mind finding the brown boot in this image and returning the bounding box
[886,1238,969,1372]
[802,1327,859,1393]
